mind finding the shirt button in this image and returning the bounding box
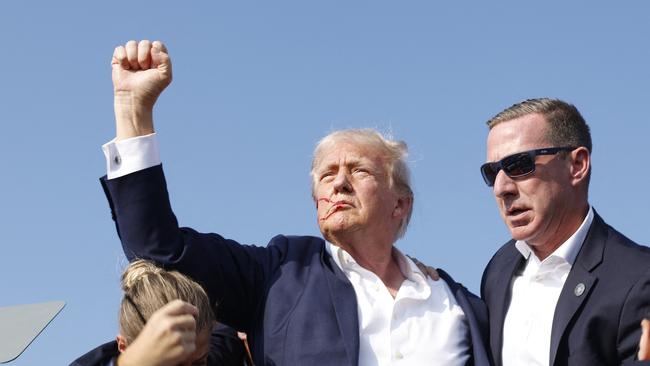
[114,155,121,165]
[394,351,404,359]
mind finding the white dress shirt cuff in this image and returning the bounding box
[102,133,161,179]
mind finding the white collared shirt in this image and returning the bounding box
[327,243,470,366]
[502,207,594,366]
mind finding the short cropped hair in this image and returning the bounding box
[487,98,593,186]
[487,98,592,153]
[119,260,215,344]
[311,129,413,238]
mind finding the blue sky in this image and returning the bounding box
[1,1,649,364]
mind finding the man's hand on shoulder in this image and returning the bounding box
[407,255,440,281]
[112,40,172,140]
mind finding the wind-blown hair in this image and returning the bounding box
[119,260,215,343]
[311,129,413,238]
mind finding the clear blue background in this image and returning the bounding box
[1,1,649,364]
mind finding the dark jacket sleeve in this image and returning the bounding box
[100,165,287,331]
[618,269,650,364]
[208,323,246,366]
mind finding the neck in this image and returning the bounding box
[530,203,590,260]
[328,232,405,295]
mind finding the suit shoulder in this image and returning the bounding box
[437,268,479,299]
[267,234,326,260]
[601,221,650,264]
[69,341,118,366]
[484,239,517,271]
[481,239,517,297]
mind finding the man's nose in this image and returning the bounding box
[332,170,353,193]
[493,170,517,198]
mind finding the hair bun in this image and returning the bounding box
[121,260,163,292]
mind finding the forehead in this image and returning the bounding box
[315,141,384,169]
[486,113,550,161]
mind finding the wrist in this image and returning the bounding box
[114,91,155,140]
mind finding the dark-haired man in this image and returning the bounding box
[479,98,650,366]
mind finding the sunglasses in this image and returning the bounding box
[480,146,576,187]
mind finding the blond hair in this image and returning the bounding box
[311,129,413,238]
[119,260,214,343]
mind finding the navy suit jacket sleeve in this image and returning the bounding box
[101,164,283,332]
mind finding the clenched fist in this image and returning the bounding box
[111,40,172,140]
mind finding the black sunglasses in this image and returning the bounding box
[480,146,576,187]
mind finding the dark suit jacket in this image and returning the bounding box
[100,165,491,366]
[481,212,650,366]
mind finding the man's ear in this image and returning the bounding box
[393,195,413,219]
[569,147,590,186]
[116,334,128,353]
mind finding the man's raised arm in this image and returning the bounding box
[102,41,283,333]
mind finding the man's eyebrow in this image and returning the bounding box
[319,157,366,169]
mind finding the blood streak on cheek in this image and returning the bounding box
[317,198,339,221]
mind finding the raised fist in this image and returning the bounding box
[112,40,172,108]
[111,40,172,140]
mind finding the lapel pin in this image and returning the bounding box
[574,283,586,297]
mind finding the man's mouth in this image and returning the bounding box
[506,206,530,221]
[318,198,353,221]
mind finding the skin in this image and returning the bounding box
[112,38,650,365]
[111,40,171,141]
[639,319,650,361]
[486,113,591,260]
[111,40,414,298]
[313,142,412,296]
[116,300,211,366]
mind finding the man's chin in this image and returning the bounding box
[508,225,533,242]
[319,221,351,238]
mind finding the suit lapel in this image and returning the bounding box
[491,252,526,366]
[322,249,359,366]
[548,265,597,365]
[549,213,607,366]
